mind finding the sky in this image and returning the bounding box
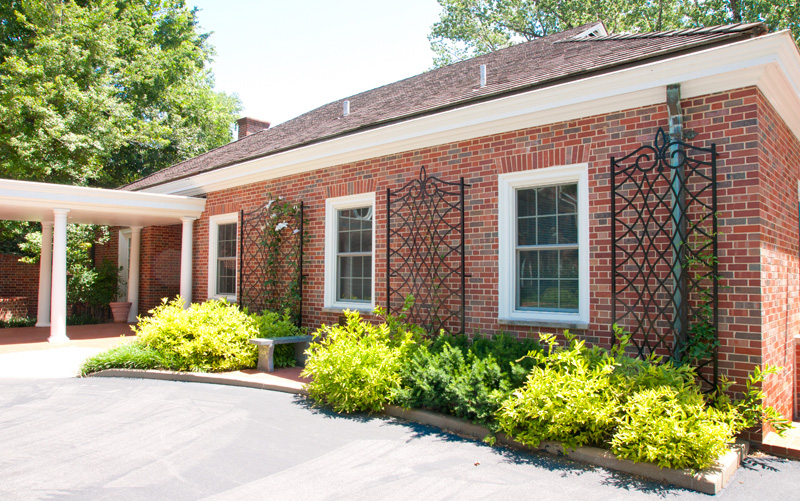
[191,0,443,127]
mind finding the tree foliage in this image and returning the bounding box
[0,0,241,187]
[429,0,800,67]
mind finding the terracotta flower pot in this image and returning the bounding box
[109,301,132,323]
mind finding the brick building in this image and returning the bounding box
[3,22,800,431]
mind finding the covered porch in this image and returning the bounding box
[0,179,205,342]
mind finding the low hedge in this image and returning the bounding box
[303,319,790,471]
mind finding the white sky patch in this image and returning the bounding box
[192,0,441,127]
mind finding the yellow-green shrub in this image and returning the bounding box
[497,334,620,448]
[302,310,417,413]
[134,297,259,372]
[610,386,732,470]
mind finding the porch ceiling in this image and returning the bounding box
[0,179,205,227]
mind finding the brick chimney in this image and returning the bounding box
[236,117,271,140]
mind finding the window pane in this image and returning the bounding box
[518,251,538,279]
[362,228,372,252]
[560,249,579,278]
[348,229,361,253]
[517,217,536,246]
[558,184,578,213]
[519,280,538,308]
[558,214,577,244]
[539,280,559,309]
[560,280,579,310]
[537,216,557,245]
[217,223,236,258]
[518,189,537,217]
[217,259,236,295]
[537,186,557,215]
[539,250,559,278]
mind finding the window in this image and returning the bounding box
[208,213,238,301]
[324,193,376,310]
[498,164,589,326]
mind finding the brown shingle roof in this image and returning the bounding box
[124,22,766,191]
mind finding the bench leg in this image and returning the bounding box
[294,341,310,366]
[257,344,275,373]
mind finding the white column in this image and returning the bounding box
[127,226,142,322]
[35,221,53,327]
[180,217,195,307]
[49,209,70,343]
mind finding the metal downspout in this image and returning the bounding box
[667,83,688,360]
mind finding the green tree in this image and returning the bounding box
[429,0,800,67]
[0,0,241,187]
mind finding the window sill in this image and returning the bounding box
[322,305,375,314]
[498,317,589,330]
[210,295,237,303]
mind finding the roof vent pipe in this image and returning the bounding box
[480,65,487,88]
[343,100,350,117]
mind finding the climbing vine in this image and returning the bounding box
[240,195,308,323]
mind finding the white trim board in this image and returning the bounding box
[139,32,800,197]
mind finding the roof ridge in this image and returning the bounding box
[555,22,766,42]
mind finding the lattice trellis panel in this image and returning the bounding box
[387,167,468,334]
[238,200,305,323]
[611,128,718,389]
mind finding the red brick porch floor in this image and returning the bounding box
[0,322,136,354]
[0,322,309,390]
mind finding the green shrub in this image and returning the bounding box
[0,316,36,328]
[427,331,542,387]
[67,312,102,325]
[610,386,732,470]
[302,310,417,413]
[134,297,259,372]
[394,342,511,427]
[80,342,168,376]
[253,309,305,368]
[497,334,619,449]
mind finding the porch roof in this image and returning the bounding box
[0,179,205,226]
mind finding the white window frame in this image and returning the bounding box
[324,192,376,311]
[208,212,239,302]
[117,229,131,302]
[498,163,590,326]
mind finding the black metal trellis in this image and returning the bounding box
[611,128,718,389]
[238,200,305,323]
[387,166,469,334]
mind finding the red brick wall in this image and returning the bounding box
[755,90,800,423]
[795,337,800,420]
[0,297,29,320]
[139,225,182,314]
[0,254,38,317]
[93,227,119,269]
[180,86,798,424]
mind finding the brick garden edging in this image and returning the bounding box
[383,405,748,495]
[88,369,748,494]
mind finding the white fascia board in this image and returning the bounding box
[143,32,800,197]
[0,179,205,225]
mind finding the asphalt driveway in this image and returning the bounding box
[1,377,799,500]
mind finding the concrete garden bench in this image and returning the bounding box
[249,335,313,373]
